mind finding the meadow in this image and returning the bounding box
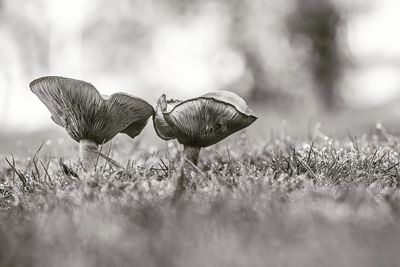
[1,114,400,267]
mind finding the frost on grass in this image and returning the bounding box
[1,135,400,267]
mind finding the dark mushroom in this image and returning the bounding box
[153,90,257,200]
[30,76,154,171]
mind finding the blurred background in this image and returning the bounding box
[1,0,400,148]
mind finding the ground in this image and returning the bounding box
[1,117,400,267]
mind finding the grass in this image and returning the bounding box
[1,124,400,267]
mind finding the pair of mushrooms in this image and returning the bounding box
[30,76,257,178]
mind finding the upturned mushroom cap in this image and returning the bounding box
[153,94,183,140]
[30,76,155,144]
[153,90,257,147]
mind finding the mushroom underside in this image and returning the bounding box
[164,98,256,147]
[30,76,154,144]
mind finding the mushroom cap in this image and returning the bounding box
[153,94,182,140]
[153,90,257,147]
[30,76,155,144]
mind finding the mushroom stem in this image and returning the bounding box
[182,145,200,165]
[79,139,99,171]
[172,146,201,204]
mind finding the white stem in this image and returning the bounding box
[172,146,201,204]
[79,139,99,171]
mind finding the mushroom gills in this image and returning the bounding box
[164,98,256,147]
[30,76,154,143]
[30,76,155,172]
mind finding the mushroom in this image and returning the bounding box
[154,91,257,164]
[30,76,154,171]
[153,90,257,200]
